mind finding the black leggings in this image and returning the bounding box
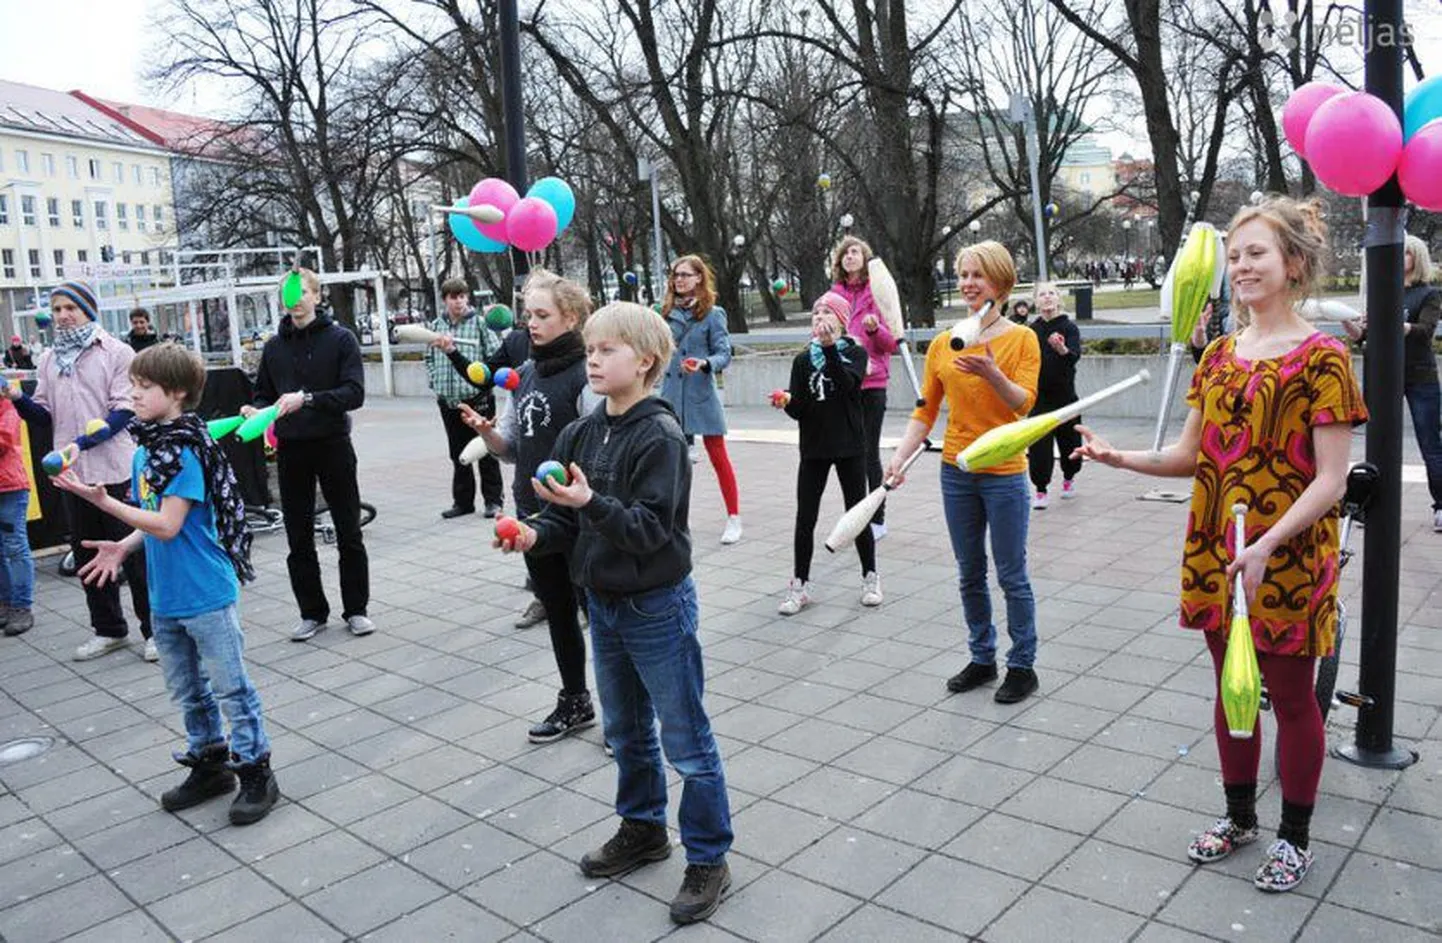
[861,389,887,524]
[525,550,587,695]
[794,455,876,582]
[1026,409,1082,493]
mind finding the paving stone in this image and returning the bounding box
[0,873,135,943]
[255,828,387,896]
[710,868,861,942]
[147,866,290,939]
[1155,868,1316,939]
[303,772,419,825]
[1320,851,1442,933]
[729,798,839,866]
[1045,838,1194,916]
[404,819,536,889]
[460,850,594,926]
[107,835,241,904]
[60,911,174,943]
[0,843,95,906]
[1297,903,1442,943]
[944,811,1086,881]
[784,827,928,898]
[912,754,1037,809]
[771,765,896,821]
[985,885,1145,942]
[762,718,874,764]
[72,811,196,869]
[814,904,964,942]
[531,882,672,943]
[365,893,516,942]
[996,776,1131,835]
[208,804,335,861]
[1358,806,1442,869]
[207,902,347,943]
[303,859,448,938]
[875,853,1027,936]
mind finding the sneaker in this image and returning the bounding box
[946,662,998,693]
[1254,838,1313,892]
[777,578,813,616]
[346,615,375,636]
[2,608,32,637]
[1186,817,1261,863]
[870,522,888,542]
[720,515,743,545]
[515,598,547,629]
[161,743,236,812]
[529,691,597,744]
[670,860,732,925]
[689,445,701,464]
[994,667,1039,704]
[73,635,129,661]
[483,503,504,519]
[290,618,327,642]
[1061,479,1077,499]
[579,818,671,877]
[229,754,280,825]
[440,505,475,519]
[1032,490,1049,510]
[143,638,160,663]
[1434,509,1442,533]
[860,571,883,607]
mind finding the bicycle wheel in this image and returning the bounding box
[1315,601,1345,722]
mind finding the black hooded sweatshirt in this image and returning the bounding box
[529,397,691,597]
[254,309,366,441]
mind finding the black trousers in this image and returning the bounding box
[438,400,503,511]
[1027,395,1083,492]
[860,389,887,525]
[794,455,876,582]
[524,550,587,695]
[277,436,369,621]
[64,484,150,639]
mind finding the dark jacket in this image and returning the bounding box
[530,397,691,597]
[783,340,868,460]
[126,332,160,353]
[1403,283,1440,386]
[253,309,365,441]
[488,328,531,373]
[1030,314,1082,404]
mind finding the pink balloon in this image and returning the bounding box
[1281,82,1346,157]
[1398,118,1442,211]
[469,178,519,244]
[1304,92,1403,197]
[506,197,559,252]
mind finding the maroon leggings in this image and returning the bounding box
[1204,630,1324,806]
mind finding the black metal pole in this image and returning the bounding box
[1335,0,1417,770]
[498,0,529,287]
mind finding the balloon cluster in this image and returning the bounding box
[1283,78,1442,209]
[771,277,790,298]
[1043,203,1059,219]
[449,176,577,253]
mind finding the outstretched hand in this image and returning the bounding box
[458,402,494,434]
[1071,424,1124,468]
[51,468,106,505]
[954,342,1003,384]
[77,539,128,587]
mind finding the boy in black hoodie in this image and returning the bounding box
[495,302,732,926]
[244,268,372,641]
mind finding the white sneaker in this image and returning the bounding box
[870,522,888,542]
[860,571,883,607]
[1061,479,1077,499]
[346,615,375,636]
[777,579,813,616]
[1434,509,1442,533]
[143,638,160,663]
[689,445,701,464]
[1032,491,1049,510]
[74,636,129,661]
[720,515,743,545]
[290,618,327,642]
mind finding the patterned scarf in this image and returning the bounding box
[808,336,854,371]
[52,322,99,377]
[131,413,254,584]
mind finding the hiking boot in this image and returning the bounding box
[995,667,1039,704]
[74,635,129,661]
[529,691,597,744]
[515,598,547,629]
[946,662,998,693]
[777,578,813,616]
[670,860,731,925]
[2,608,32,637]
[860,572,883,607]
[1187,816,1260,864]
[290,618,327,642]
[161,743,236,811]
[1254,838,1313,892]
[229,754,280,825]
[579,818,671,877]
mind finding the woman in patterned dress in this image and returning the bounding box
[1073,197,1366,893]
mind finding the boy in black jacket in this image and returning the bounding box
[1026,282,1083,508]
[496,302,732,926]
[244,269,372,641]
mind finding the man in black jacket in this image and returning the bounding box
[244,269,372,641]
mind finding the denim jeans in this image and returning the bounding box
[0,490,34,608]
[588,576,732,865]
[153,604,271,764]
[940,464,1038,669]
[1405,380,1442,510]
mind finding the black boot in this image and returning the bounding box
[229,754,280,825]
[579,818,671,877]
[528,691,597,744]
[161,742,236,811]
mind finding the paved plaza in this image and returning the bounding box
[0,396,1439,942]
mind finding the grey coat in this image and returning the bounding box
[659,305,732,436]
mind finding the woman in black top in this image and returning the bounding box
[1026,283,1082,508]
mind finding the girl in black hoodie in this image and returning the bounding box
[775,292,880,615]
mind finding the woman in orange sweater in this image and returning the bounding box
[885,241,1042,703]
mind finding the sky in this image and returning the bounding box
[0,0,1439,160]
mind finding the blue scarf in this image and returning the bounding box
[52,322,99,377]
[808,336,853,371]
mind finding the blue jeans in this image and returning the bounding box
[1406,381,1442,510]
[152,604,271,764]
[940,464,1038,669]
[0,490,34,608]
[588,577,732,865]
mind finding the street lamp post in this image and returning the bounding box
[1122,219,1132,264]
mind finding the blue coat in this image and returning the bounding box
[660,305,732,436]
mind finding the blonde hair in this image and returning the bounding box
[829,236,874,284]
[663,254,717,320]
[1033,281,1065,314]
[1226,197,1328,326]
[1404,234,1434,287]
[953,241,1017,304]
[522,267,593,330]
[292,267,321,294]
[585,302,675,388]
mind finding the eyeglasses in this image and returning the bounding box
[671,271,700,281]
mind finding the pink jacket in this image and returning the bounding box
[0,398,28,493]
[32,329,137,486]
[832,279,898,391]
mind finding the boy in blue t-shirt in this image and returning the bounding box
[54,344,279,825]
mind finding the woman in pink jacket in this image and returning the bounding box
[829,236,899,541]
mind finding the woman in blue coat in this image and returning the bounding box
[660,254,743,545]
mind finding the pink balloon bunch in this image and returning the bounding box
[454,176,574,254]
[1286,86,1403,197]
[1398,119,1442,211]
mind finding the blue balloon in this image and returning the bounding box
[448,198,507,253]
[1404,75,1442,141]
[527,177,576,233]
